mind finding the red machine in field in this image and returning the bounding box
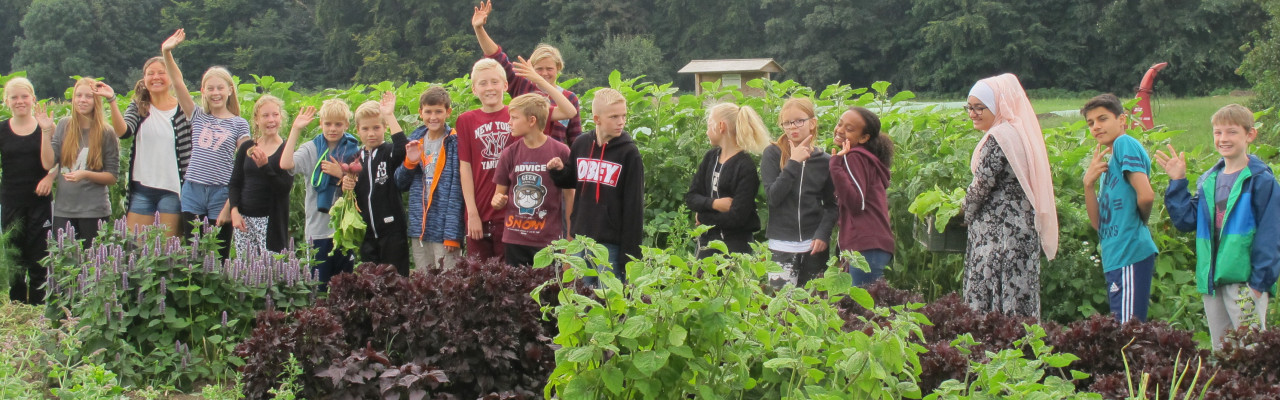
[1132,62,1168,130]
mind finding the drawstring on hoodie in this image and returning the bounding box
[591,140,609,203]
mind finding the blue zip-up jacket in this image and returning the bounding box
[394,125,464,246]
[1165,155,1280,294]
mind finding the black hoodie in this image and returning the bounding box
[550,130,646,261]
[354,132,409,238]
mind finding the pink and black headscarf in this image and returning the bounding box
[968,73,1060,260]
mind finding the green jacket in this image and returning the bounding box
[1164,156,1280,295]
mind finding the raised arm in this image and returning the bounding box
[471,1,501,56]
[513,56,576,120]
[35,103,56,170]
[95,83,132,138]
[280,106,316,172]
[1155,144,1196,232]
[161,29,196,120]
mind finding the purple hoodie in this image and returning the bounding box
[829,146,894,254]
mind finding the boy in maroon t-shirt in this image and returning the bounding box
[457,58,577,263]
[491,94,574,267]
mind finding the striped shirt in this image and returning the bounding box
[186,106,249,185]
[120,101,192,209]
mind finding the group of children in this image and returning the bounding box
[1077,94,1279,349]
[1,1,1275,353]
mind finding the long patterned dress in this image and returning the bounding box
[962,138,1041,319]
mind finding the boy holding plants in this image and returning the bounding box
[491,93,574,267]
[457,58,577,263]
[1082,94,1159,323]
[395,86,464,270]
[341,93,410,275]
[1156,104,1280,349]
[280,99,359,287]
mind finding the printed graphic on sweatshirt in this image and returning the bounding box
[576,158,622,187]
[476,121,511,170]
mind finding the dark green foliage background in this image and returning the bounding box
[4,0,1272,98]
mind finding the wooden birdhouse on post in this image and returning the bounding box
[678,59,785,97]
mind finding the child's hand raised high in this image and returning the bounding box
[161,29,185,53]
[379,91,397,118]
[513,56,547,86]
[292,106,317,131]
[471,0,492,29]
[1154,144,1187,180]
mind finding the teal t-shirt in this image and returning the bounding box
[1096,134,1159,272]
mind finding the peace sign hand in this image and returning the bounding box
[1084,144,1111,189]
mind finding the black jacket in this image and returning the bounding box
[760,144,838,244]
[354,132,409,238]
[684,148,761,246]
[550,130,645,261]
[228,140,293,252]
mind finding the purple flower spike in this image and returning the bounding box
[221,311,228,328]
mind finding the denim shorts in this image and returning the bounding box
[129,184,181,215]
[180,181,229,218]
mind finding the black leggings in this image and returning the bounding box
[5,201,51,304]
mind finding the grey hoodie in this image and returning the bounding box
[761,143,838,245]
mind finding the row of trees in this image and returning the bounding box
[3,0,1271,98]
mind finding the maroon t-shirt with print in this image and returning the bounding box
[493,138,572,247]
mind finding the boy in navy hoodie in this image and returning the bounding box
[395,86,464,270]
[341,93,410,274]
[548,88,645,284]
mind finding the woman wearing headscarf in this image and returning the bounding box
[961,73,1059,319]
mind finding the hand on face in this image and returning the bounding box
[789,135,814,162]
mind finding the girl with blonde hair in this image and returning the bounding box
[685,102,771,258]
[161,29,251,260]
[1,77,55,303]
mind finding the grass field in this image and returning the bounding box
[1030,95,1254,152]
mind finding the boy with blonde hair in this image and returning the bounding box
[1157,104,1280,349]
[457,57,578,263]
[548,88,645,284]
[341,93,410,274]
[472,0,582,145]
[492,93,574,267]
[281,98,360,287]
